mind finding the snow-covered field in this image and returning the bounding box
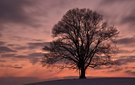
[26,78,135,85]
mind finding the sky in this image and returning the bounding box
[0,0,135,84]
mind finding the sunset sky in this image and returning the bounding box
[0,0,135,84]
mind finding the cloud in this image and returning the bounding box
[1,53,15,58]
[0,33,2,37]
[108,68,123,72]
[114,49,131,54]
[0,46,16,53]
[115,49,135,54]
[28,53,43,65]
[99,0,135,27]
[1,52,44,64]
[121,11,135,27]
[7,44,28,50]
[0,60,6,62]
[125,70,135,75]
[101,0,131,4]
[12,36,35,41]
[0,41,6,46]
[115,56,135,65]
[6,41,49,51]
[10,42,50,51]
[1,52,43,65]
[28,53,43,57]
[0,0,38,26]
[13,64,23,69]
[15,46,28,50]
[100,0,135,8]
[0,0,72,27]
[117,37,135,45]
[1,53,30,60]
[28,42,49,49]
[0,64,23,69]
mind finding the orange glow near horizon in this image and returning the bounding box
[0,57,135,80]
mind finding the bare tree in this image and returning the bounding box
[42,8,119,79]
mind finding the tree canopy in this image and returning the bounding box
[42,8,119,79]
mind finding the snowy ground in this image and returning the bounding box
[26,78,135,85]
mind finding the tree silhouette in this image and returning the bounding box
[42,8,119,79]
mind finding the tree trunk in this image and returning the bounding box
[79,68,86,79]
